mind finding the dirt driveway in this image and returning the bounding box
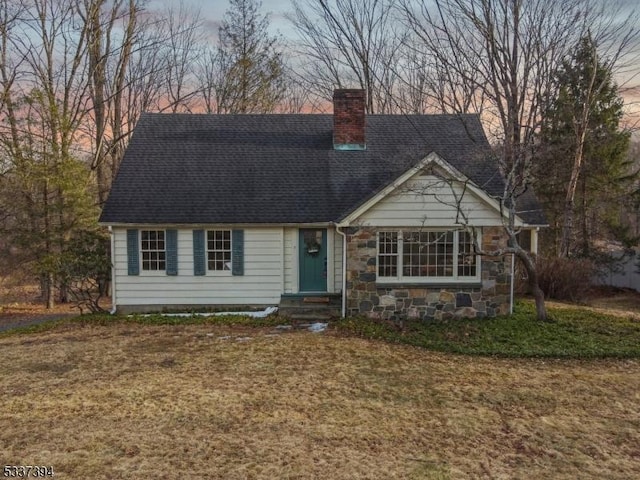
[0,283,83,332]
[0,311,76,333]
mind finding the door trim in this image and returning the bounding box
[298,228,328,293]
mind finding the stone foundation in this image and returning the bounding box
[345,226,511,321]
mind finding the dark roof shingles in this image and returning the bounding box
[100,113,545,225]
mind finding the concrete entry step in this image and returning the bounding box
[302,296,330,304]
[278,293,341,320]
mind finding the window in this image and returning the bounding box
[378,231,398,277]
[207,230,231,271]
[403,231,454,277]
[457,231,477,277]
[377,230,479,282]
[516,229,532,253]
[141,230,166,271]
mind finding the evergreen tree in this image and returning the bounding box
[536,35,634,257]
[215,0,285,113]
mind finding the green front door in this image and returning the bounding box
[299,229,327,292]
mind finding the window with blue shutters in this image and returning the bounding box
[127,229,177,276]
[193,229,243,276]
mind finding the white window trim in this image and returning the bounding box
[376,229,481,284]
[140,229,166,275]
[206,229,233,275]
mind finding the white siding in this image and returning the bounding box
[283,228,297,293]
[113,227,283,307]
[357,174,504,227]
[333,228,344,292]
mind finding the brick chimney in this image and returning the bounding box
[333,89,366,150]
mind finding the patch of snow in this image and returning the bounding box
[275,323,328,333]
[137,306,278,318]
[308,322,328,333]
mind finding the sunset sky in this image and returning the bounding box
[146,0,640,128]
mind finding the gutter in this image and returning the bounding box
[510,252,515,315]
[335,225,348,318]
[108,226,117,315]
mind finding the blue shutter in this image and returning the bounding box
[232,229,244,276]
[126,229,139,276]
[166,229,178,275]
[193,230,206,276]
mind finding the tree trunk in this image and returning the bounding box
[515,248,547,321]
[560,138,585,258]
[580,172,590,256]
[560,44,599,258]
[530,280,547,322]
[58,281,69,303]
[46,272,55,310]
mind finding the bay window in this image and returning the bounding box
[377,229,479,282]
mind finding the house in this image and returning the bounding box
[99,89,546,319]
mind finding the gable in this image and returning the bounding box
[340,153,525,228]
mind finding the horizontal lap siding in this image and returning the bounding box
[333,229,343,292]
[358,175,503,227]
[113,228,282,306]
[283,228,296,293]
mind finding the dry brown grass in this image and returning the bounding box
[1,323,639,479]
[586,287,640,317]
[545,287,640,321]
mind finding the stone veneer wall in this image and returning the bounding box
[345,226,511,320]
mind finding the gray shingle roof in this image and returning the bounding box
[99,113,546,225]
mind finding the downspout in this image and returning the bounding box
[336,225,347,318]
[510,252,515,315]
[108,226,117,315]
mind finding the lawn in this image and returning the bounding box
[337,300,640,358]
[1,318,639,479]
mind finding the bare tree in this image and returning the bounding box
[82,0,144,205]
[552,6,640,257]
[393,33,487,115]
[288,0,403,114]
[277,70,325,113]
[398,0,606,320]
[0,0,98,308]
[195,47,223,114]
[0,0,232,307]
[82,0,207,204]
[157,1,206,113]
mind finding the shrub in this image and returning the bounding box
[55,229,111,313]
[535,256,596,303]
